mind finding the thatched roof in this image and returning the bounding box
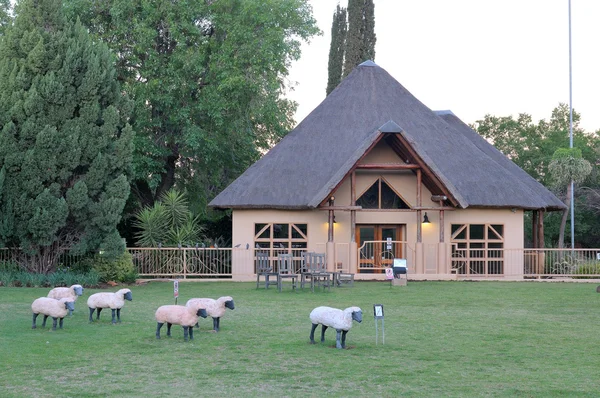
[209,61,565,211]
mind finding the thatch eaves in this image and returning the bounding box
[209,62,565,211]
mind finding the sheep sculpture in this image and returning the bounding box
[185,296,235,332]
[309,306,362,349]
[87,288,132,324]
[31,297,75,330]
[47,284,84,316]
[155,302,209,341]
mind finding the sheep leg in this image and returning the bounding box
[51,317,58,331]
[320,325,328,343]
[166,323,172,337]
[116,308,121,323]
[96,308,102,320]
[309,323,318,344]
[183,326,189,341]
[88,308,95,322]
[111,309,117,324]
[335,329,342,349]
[195,322,199,328]
[156,322,163,339]
[59,317,64,329]
[341,330,348,349]
[68,309,73,317]
[42,315,49,328]
[189,326,194,340]
[32,313,38,329]
[213,317,220,332]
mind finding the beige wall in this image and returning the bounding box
[231,138,526,278]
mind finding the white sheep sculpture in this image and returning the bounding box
[185,296,235,332]
[309,306,362,349]
[47,284,84,316]
[155,302,209,341]
[31,297,75,330]
[87,288,132,324]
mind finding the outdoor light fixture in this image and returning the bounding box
[422,212,430,224]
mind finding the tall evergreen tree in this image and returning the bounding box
[0,0,133,272]
[342,0,376,78]
[0,0,11,35]
[326,5,346,96]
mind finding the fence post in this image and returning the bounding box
[183,248,187,279]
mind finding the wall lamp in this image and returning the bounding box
[422,212,431,224]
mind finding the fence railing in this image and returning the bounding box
[3,246,600,280]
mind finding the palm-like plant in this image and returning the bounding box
[133,189,204,247]
[549,148,592,248]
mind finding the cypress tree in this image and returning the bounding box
[342,0,376,78]
[0,0,10,36]
[0,0,133,273]
[326,5,347,96]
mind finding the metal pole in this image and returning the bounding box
[568,0,575,249]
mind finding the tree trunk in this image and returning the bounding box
[558,183,572,249]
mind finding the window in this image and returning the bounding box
[451,224,504,275]
[356,178,410,209]
[254,223,308,253]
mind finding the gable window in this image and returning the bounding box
[451,224,504,276]
[356,177,410,209]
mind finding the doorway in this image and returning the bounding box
[356,224,404,272]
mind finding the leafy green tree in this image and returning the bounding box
[133,189,203,247]
[326,4,346,95]
[549,148,592,248]
[66,0,320,216]
[475,104,600,247]
[0,0,133,273]
[342,0,376,78]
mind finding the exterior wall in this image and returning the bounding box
[231,139,526,280]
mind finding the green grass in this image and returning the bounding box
[1,281,600,397]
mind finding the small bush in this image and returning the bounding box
[68,257,96,274]
[80,271,101,288]
[0,261,20,272]
[573,261,600,279]
[93,251,137,283]
[0,271,14,287]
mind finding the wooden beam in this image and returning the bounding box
[318,206,362,211]
[538,210,545,248]
[412,206,456,211]
[417,169,422,243]
[531,210,538,249]
[351,172,356,242]
[355,163,420,170]
[439,207,445,243]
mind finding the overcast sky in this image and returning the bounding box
[286,0,600,132]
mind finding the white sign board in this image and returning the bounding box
[393,258,407,269]
[173,280,179,298]
[385,268,394,280]
[386,237,392,250]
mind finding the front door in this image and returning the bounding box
[356,225,404,272]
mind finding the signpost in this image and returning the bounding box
[174,280,179,304]
[374,304,384,345]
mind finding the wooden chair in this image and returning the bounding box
[256,251,277,289]
[300,251,316,289]
[310,253,331,292]
[334,262,355,287]
[277,253,297,292]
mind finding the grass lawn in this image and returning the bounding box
[1,280,599,397]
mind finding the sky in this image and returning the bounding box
[286,0,600,132]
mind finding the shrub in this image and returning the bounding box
[81,271,101,288]
[0,261,20,272]
[68,256,96,274]
[93,251,137,283]
[573,261,600,279]
[0,271,14,287]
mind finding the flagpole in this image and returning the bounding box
[568,0,575,249]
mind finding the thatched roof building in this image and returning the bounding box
[210,61,564,212]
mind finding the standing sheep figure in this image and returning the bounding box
[185,296,235,332]
[309,306,362,349]
[31,297,76,330]
[87,288,132,324]
[155,302,209,341]
[47,284,84,316]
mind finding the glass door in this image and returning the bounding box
[356,225,403,273]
